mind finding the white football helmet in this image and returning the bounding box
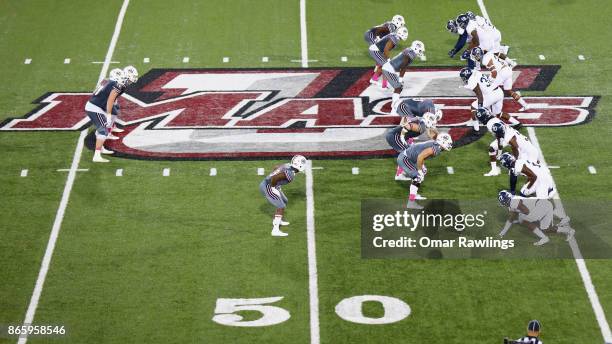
[436,133,453,151]
[290,155,307,172]
[123,65,138,84]
[391,14,405,28]
[396,26,409,41]
[410,40,425,57]
[109,68,124,82]
[435,108,443,121]
[422,113,437,129]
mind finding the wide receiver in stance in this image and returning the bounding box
[259,155,307,237]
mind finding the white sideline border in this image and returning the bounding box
[17,1,131,343]
[305,160,320,344]
[477,1,611,341]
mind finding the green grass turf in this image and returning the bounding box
[0,0,611,343]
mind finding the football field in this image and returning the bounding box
[1,0,612,343]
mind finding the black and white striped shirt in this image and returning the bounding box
[515,336,542,344]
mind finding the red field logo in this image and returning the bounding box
[0,67,598,159]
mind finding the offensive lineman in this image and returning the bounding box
[470,46,529,111]
[381,40,425,106]
[396,133,453,209]
[368,27,409,89]
[389,97,442,180]
[498,153,570,225]
[484,120,539,177]
[85,65,138,162]
[259,155,307,237]
[459,67,521,131]
[498,190,574,246]
[364,15,405,45]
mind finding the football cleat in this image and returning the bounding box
[484,166,501,176]
[106,133,120,140]
[101,147,114,155]
[407,200,424,209]
[280,220,290,226]
[92,155,109,163]
[533,236,550,246]
[271,228,288,237]
[112,126,124,133]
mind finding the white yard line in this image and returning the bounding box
[299,0,309,68]
[18,1,130,343]
[305,160,320,344]
[477,2,612,342]
[17,130,87,344]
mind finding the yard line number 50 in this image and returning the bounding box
[212,295,411,327]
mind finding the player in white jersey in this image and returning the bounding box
[499,153,571,226]
[484,121,539,176]
[456,13,515,67]
[470,47,529,111]
[459,67,521,131]
[498,191,574,246]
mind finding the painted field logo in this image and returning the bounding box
[0,66,598,159]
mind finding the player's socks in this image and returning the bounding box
[271,215,288,237]
[93,149,109,163]
[381,78,388,89]
[396,166,404,176]
[391,92,400,107]
[371,73,380,82]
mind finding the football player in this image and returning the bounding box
[470,47,529,111]
[105,68,126,139]
[85,65,138,162]
[498,191,574,246]
[499,153,570,226]
[446,18,476,69]
[259,155,307,237]
[456,12,516,67]
[364,14,405,45]
[396,133,453,209]
[485,121,538,177]
[459,67,521,131]
[381,40,425,106]
[390,97,442,179]
[385,112,438,180]
[368,27,409,89]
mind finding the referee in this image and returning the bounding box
[505,320,543,344]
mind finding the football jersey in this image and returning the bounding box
[464,70,497,94]
[402,141,441,163]
[396,98,435,117]
[515,336,543,344]
[513,159,551,182]
[264,163,295,186]
[389,48,417,71]
[89,80,126,110]
[482,51,509,71]
[374,32,400,51]
[500,126,532,152]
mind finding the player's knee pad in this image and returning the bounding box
[95,128,109,140]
